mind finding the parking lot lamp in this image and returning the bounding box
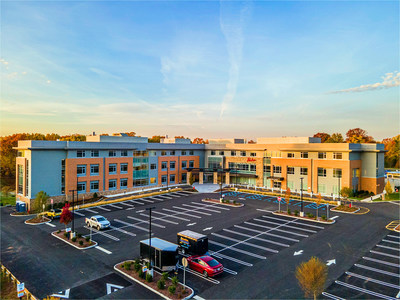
[146,207,156,272]
[220,170,223,200]
[69,188,77,238]
[167,165,169,190]
[338,177,341,205]
[300,177,304,217]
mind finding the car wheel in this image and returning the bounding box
[86,222,89,227]
[97,226,100,231]
[203,271,208,278]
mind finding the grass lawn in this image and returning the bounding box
[0,192,16,206]
[373,192,400,201]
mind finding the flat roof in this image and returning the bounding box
[178,230,207,240]
[140,238,178,251]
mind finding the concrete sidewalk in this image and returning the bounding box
[193,183,222,193]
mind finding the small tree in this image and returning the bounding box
[315,193,322,219]
[340,187,352,199]
[296,256,328,300]
[60,203,73,230]
[32,191,49,213]
[285,187,291,213]
[385,181,393,195]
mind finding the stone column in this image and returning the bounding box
[225,172,230,185]
[199,172,204,184]
[213,172,218,184]
[187,171,192,184]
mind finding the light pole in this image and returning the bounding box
[69,188,77,237]
[166,165,169,190]
[146,207,156,273]
[338,177,341,205]
[300,177,304,217]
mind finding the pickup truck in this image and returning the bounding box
[85,215,110,230]
[45,209,62,220]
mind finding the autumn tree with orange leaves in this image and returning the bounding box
[296,257,328,300]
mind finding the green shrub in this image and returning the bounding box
[93,192,98,199]
[134,262,141,272]
[138,269,144,279]
[168,285,176,295]
[287,209,291,215]
[146,273,153,282]
[77,233,82,238]
[79,240,83,246]
[321,215,327,221]
[171,276,179,286]
[72,237,77,242]
[233,200,237,205]
[64,232,68,238]
[124,261,132,270]
[294,210,299,216]
[162,272,169,281]
[57,230,61,234]
[157,279,165,289]
[85,236,90,242]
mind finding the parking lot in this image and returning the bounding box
[1,189,399,299]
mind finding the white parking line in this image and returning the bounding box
[234,225,299,242]
[128,200,145,205]
[176,264,220,284]
[211,233,278,253]
[119,202,135,207]
[245,221,309,238]
[223,267,237,275]
[388,235,400,239]
[370,250,400,259]
[139,198,155,203]
[192,202,230,211]
[173,206,212,216]
[107,204,124,209]
[209,240,267,259]
[363,256,400,268]
[335,280,396,300]
[259,217,317,233]
[109,225,137,237]
[126,207,135,210]
[376,244,400,251]
[256,208,277,213]
[127,216,166,228]
[183,204,221,213]
[354,264,400,278]
[162,208,201,219]
[85,208,99,214]
[95,246,112,254]
[223,228,290,247]
[382,239,400,245]
[209,251,253,267]
[321,292,346,300]
[73,211,85,216]
[139,213,179,225]
[153,211,191,222]
[45,223,56,228]
[157,195,173,199]
[292,220,325,230]
[148,197,164,202]
[114,219,150,232]
[97,206,112,212]
[346,271,400,289]
[168,193,181,198]
[84,226,120,241]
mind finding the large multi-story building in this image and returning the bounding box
[14,135,385,209]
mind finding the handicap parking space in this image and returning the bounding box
[323,232,400,300]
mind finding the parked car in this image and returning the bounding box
[187,255,223,277]
[45,209,62,220]
[85,215,110,230]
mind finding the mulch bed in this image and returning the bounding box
[53,230,96,248]
[274,211,334,223]
[116,262,189,300]
[203,198,242,207]
[331,205,358,212]
[26,216,50,224]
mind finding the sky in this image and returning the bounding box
[1,0,399,141]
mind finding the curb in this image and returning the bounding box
[330,206,361,214]
[202,199,244,208]
[10,213,36,217]
[272,212,336,224]
[24,218,52,225]
[51,231,98,250]
[114,264,194,300]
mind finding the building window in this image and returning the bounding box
[288,153,295,158]
[161,151,167,156]
[77,182,86,193]
[333,152,342,160]
[170,174,175,183]
[250,152,257,157]
[333,168,342,178]
[182,173,187,182]
[150,177,156,184]
[90,181,99,192]
[109,150,116,157]
[189,160,194,168]
[231,151,236,156]
[250,164,256,172]
[109,164,117,174]
[150,163,157,170]
[287,167,295,175]
[90,164,99,176]
[161,175,167,183]
[108,179,117,190]
[318,152,326,159]
[25,161,29,196]
[301,152,308,158]
[273,181,281,188]
[149,151,157,156]
[264,165,271,173]
[182,161,187,169]
[77,165,86,176]
[120,163,128,174]
[121,150,128,157]
[240,151,246,157]
[170,161,175,169]
[189,150,194,155]
[318,168,327,177]
[219,151,224,155]
[273,165,282,174]
[18,165,23,194]
[91,150,99,157]
[170,151,175,155]
[77,150,86,158]
[300,167,308,175]
[161,162,167,170]
[181,151,186,155]
[61,160,65,195]
[120,178,128,189]
[318,184,326,194]
[211,151,216,155]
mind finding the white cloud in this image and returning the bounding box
[328,71,400,94]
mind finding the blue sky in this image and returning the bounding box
[1,1,398,140]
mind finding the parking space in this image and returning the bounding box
[323,232,400,299]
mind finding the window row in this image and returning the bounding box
[286,152,342,159]
[228,163,256,172]
[77,163,129,176]
[318,168,342,178]
[161,173,187,183]
[210,150,257,157]
[159,160,194,170]
[286,167,308,175]
[76,150,150,158]
[77,179,129,193]
[160,150,194,156]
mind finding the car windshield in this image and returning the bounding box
[206,259,219,267]
[97,217,106,222]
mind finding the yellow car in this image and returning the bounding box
[45,209,62,220]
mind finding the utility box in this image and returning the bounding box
[177,230,208,255]
[140,238,178,272]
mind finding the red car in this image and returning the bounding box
[187,255,224,277]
